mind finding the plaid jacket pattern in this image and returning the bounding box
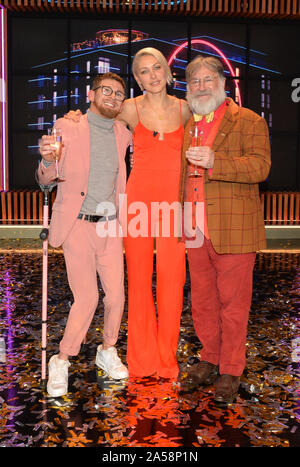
[179,98,271,254]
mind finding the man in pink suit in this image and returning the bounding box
[37,72,131,397]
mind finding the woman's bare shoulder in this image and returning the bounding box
[180,99,192,125]
[120,97,136,114]
[116,98,138,130]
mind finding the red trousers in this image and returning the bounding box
[187,237,256,376]
[124,234,186,379]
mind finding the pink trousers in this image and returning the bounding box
[59,219,125,356]
[187,237,256,376]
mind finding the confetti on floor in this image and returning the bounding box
[0,248,299,448]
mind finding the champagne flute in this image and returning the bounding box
[48,127,64,181]
[188,123,202,177]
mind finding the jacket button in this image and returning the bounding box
[81,192,85,196]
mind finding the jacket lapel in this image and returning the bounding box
[212,99,239,151]
[78,113,90,181]
[113,122,127,210]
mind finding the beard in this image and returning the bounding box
[97,103,120,119]
[92,98,120,119]
[186,85,226,115]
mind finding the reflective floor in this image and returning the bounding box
[0,247,299,448]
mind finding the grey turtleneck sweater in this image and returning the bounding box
[80,109,119,216]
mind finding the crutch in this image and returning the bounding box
[38,182,55,390]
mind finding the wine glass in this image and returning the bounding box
[48,127,64,181]
[188,123,202,178]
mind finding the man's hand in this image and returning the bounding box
[39,135,61,163]
[186,145,214,169]
[64,109,82,122]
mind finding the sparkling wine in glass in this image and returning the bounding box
[188,123,202,178]
[48,127,64,181]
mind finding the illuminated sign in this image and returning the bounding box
[168,39,242,106]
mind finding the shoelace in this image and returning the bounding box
[51,362,68,383]
[106,352,124,371]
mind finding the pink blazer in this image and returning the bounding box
[37,113,132,247]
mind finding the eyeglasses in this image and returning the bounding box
[93,85,126,102]
[189,76,218,87]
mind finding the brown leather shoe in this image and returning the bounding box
[190,361,219,386]
[214,374,240,404]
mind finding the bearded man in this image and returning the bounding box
[180,56,271,404]
[37,73,131,397]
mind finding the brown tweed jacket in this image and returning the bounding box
[179,98,271,254]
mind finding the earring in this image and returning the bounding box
[138,82,144,91]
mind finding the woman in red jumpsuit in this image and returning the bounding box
[118,48,191,379]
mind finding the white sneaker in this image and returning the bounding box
[47,354,70,397]
[95,345,128,380]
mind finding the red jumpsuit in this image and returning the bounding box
[124,99,186,379]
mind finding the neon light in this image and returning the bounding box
[0,5,6,191]
[191,34,267,56]
[168,39,242,106]
[32,43,128,69]
[172,57,188,63]
[28,100,52,104]
[28,77,52,82]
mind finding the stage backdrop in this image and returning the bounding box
[8,16,300,191]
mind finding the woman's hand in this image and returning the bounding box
[64,109,82,122]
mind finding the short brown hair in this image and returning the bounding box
[92,72,126,92]
[186,55,225,82]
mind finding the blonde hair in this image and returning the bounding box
[132,47,173,86]
[186,55,225,83]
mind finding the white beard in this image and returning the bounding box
[186,86,226,115]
